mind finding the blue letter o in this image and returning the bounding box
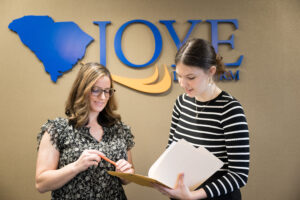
[114,20,162,68]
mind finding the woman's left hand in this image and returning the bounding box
[115,159,134,185]
[153,173,193,200]
[115,159,134,174]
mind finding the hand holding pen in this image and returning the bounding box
[73,149,105,173]
[73,149,133,178]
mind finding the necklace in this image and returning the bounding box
[195,84,217,118]
[195,98,211,118]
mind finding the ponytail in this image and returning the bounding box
[215,54,226,75]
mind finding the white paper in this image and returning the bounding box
[148,139,224,189]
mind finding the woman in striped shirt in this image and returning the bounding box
[154,38,249,200]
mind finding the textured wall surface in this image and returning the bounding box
[0,0,299,199]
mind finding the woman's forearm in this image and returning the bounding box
[35,162,79,193]
[189,188,207,200]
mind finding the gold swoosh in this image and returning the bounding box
[111,64,171,94]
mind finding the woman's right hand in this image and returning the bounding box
[73,149,105,173]
[36,133,104,193]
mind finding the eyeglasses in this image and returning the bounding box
[91,86,115,98]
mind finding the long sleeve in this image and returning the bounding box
[203,99,250,198]
[168,96,182,147]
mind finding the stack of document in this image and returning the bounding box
[108,139,224,190]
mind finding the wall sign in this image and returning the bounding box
[9,16,93,82]
[9,15,242,94]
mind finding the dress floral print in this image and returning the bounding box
[37,117,135,200]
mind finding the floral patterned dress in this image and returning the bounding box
[37,117,135,200]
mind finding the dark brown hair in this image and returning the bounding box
[65,62,120,128]
[175,38,226,75]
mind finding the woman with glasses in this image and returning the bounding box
[35,63,134,200]
[153,39,249,200]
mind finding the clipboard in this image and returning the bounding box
[108,139,224,190]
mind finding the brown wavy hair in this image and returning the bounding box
[65,62,120,128]
[175,38,226,76]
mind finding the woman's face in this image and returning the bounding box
[89,75,111,114]
[176,62,211,98]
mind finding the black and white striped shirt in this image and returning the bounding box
[168,91,250,198]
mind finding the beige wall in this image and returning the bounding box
[1,0,300,199]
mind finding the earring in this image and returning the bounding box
[208,77,213,87]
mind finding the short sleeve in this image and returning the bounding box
[119,123,135,151]
[37,117,69,151]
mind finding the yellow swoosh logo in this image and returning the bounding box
[111,64,171,94]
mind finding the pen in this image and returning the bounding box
[99,154,117,166]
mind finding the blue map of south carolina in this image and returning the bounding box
[8,15,94,82]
